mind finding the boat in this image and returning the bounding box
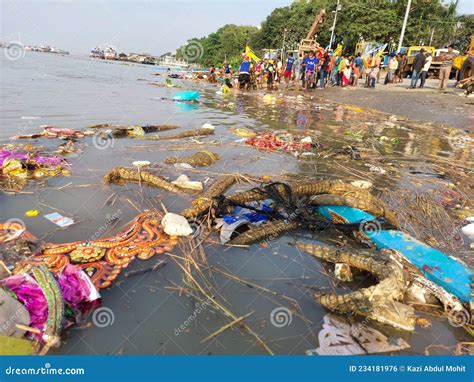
[158,54,189,69]
[104,46,117,60]
[90,46,104,59]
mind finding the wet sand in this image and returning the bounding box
[317,80,473,132]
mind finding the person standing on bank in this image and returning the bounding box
[419,51,432,88]
[410,48,426,88]
[438,45,457,91]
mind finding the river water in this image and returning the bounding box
[0,52,472,355]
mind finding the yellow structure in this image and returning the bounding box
[453,36,474,80]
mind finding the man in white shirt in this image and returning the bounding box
[419,52,432,88]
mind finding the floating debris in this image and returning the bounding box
[307,313,410,355]
[103,167,183,194]
[165,151,220,167]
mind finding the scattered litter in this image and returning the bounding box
[173,163,193,169]
[416,317,431,328]
[461,223,474,241]
[245,131,314,154]
[165,151,220,167]
[171,174,203,191]
[334,263,353,282]
[350,180,372,189]
[162,213,193,236]
[365,163,386,174]
[44,212,75,228]
[230,127,256,138]
[201,123,215,131]
[172,91,200,102]
[132,160,151,168]
[216,201,272,244]
[307,313,410,355]
[24,210,40,217]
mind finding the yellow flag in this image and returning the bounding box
[333,44,343,56]
[245,45,260,63]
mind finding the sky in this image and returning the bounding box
[1,0,473,56]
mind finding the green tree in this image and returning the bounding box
[176,0,472,66]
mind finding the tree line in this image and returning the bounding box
[176,0,473,68]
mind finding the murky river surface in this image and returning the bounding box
[1,52,472,355]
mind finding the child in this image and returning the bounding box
[369,65,379,88]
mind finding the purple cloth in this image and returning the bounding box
[58,264,96,308]
[33,156,62,166]
[0,150,28,167]
[0,150,63,168]
[0,265,99,341]
[0,274,48,338]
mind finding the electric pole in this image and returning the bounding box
[329,0,341,49]
[397,0,412,52]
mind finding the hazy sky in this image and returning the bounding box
[1,0,473,55]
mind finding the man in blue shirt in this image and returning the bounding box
[238,55,252,90]
[283,52,295,89]
[304,50,319,90]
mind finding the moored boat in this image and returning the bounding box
[90,46,104,59]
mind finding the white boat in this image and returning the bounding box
[158,54,189,68]
[104,46,117,60]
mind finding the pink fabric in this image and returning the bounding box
[0,265,99,340]
[0,150,62,168]
[0,274,48,337]
[58,264,96,308]
[0,150,28,167]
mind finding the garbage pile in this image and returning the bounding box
[0,211,177,354]
[1,111,473,355]
[0,145,70,191]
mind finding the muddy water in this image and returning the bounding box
[0,52,472,355]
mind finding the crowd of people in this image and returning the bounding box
[205,45,460,94]
[231,49,404,91]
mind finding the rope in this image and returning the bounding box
[215,182,381,232]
